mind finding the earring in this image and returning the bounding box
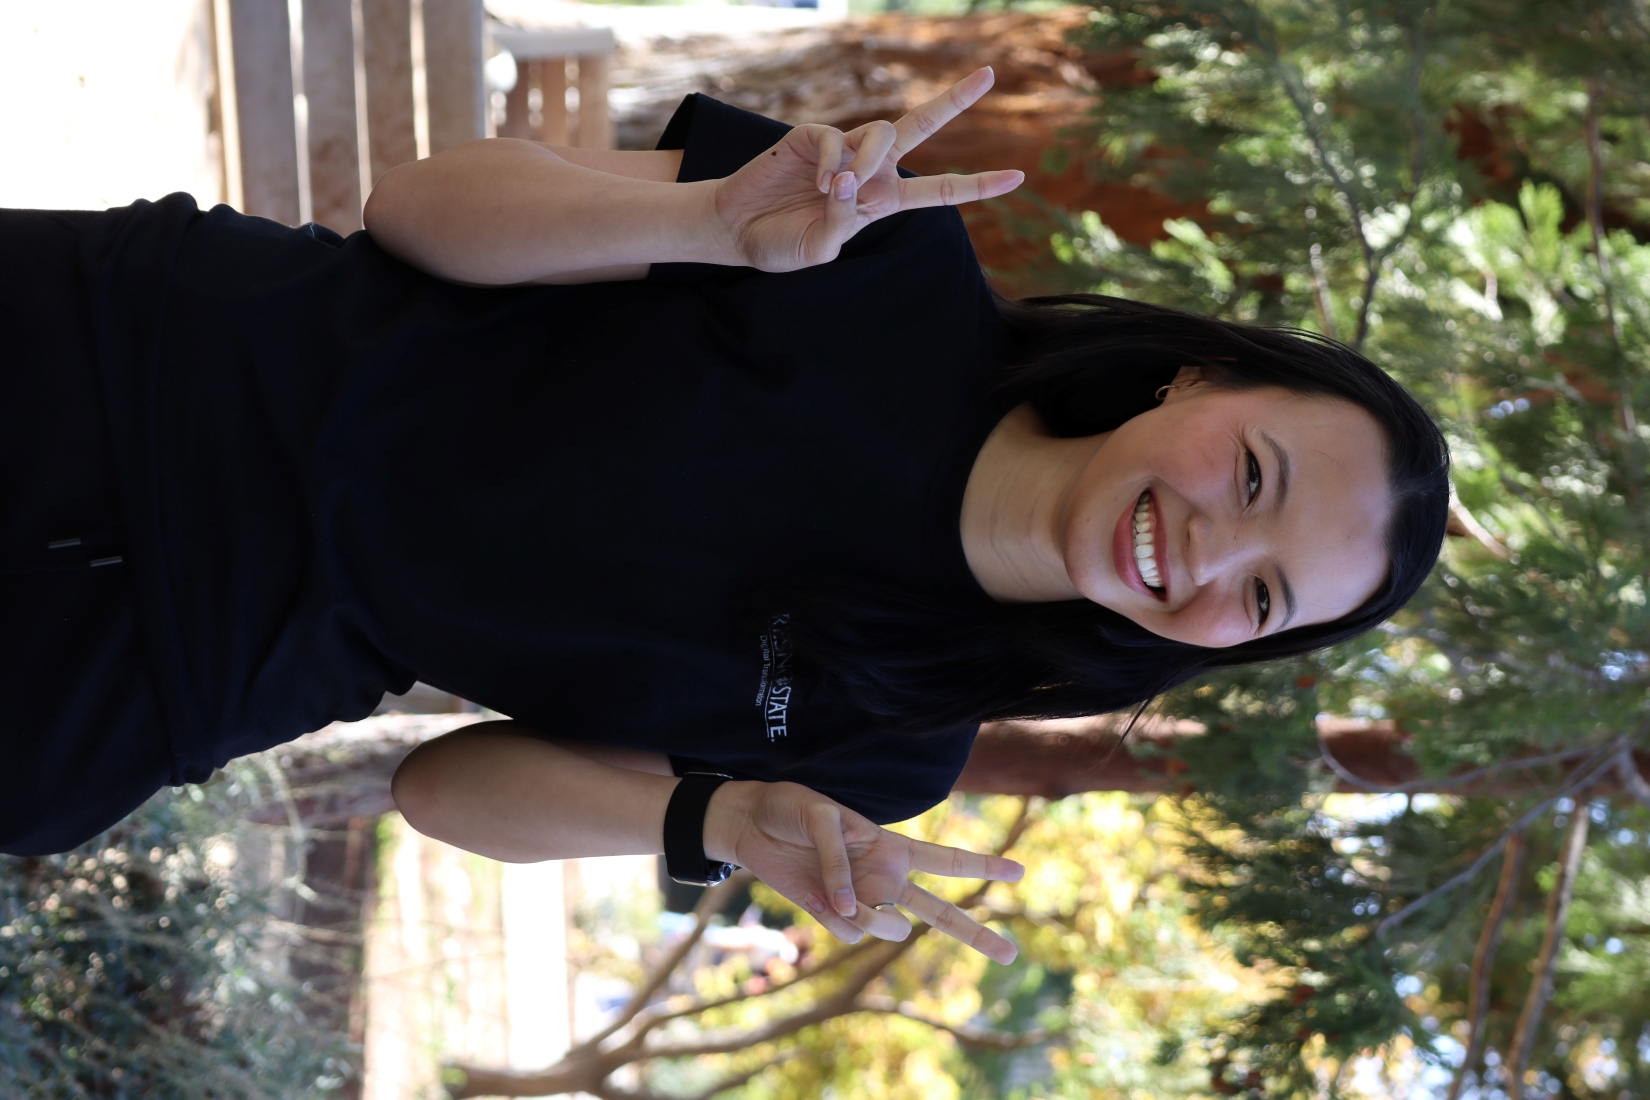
[1155,384,1172,401]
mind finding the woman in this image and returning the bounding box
[0,69,1447,965]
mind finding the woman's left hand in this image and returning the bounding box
[706,779,1025,964]
[711,67,1024,273]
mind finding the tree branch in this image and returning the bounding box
[1447,494,1512,560]
[1347,0,1432,349]
[636,939,919,1060]
[446,1056,604,1100]
[256,753,315,903]
[1308,238,1340,342]
[629,937,882,1036]
[632,799,1034,1061]
[977,900,1082,932]
[1267,51,1375,345]
[1377,741,1618,937]
[855,994,1059,1050]
[576,871,756,1054]
[1617,743,1650,808]
[1446,830,1527,1100]
[1584,71,1641,489]
[445,942,891,1099]
[1506,807,1591,1093]
[659,1051,797,1100]
[1496,470,1589,561]
[1319,739,1592,796]
[450,800,1039,1095]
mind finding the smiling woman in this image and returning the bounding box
[0,68,1447,966]
[967,372,1394,645]
[785,293,1449,741]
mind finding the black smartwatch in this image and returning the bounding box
[664,772,738,886]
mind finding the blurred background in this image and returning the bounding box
[4,1,1650,1097]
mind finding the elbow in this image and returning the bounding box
[361,164,409,249]
[390,742,444,839]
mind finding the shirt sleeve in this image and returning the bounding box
[656,93,794,184]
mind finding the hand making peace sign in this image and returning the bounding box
[710,779,1026,964]
[712,67,1023,273]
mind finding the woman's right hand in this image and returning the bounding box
[704,779,1024,964]
[710,67,1024,274]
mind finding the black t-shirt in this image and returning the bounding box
[85,95,1012,824]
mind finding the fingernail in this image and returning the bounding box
[833,888,857,917]
[833,171,857,200]
[819,171,834,194]
[805,893,826,914]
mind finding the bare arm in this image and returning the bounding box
[363,140,732,285]
[391,721,693,862]
[362,68,1021,289]
[390,720,1024,963]
[536,145,683,181]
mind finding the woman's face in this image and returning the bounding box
[1062,372,1393,648]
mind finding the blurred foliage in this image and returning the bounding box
[0,772,352,1099]
[1027,0,1650,1094]
[628,793,1262,1100]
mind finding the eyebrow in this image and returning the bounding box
[1261,430,1291,514]
[1276,570,1298,630]
[1259,430,1297,629]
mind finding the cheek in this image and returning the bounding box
[1138,590,1253,649]
[1112,413,1234,506]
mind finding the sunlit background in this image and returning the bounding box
[4,1,1650,1098]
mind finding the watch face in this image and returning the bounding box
[669,862,734,887]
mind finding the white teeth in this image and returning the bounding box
[1132,493,1163,590]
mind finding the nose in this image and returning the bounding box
[1184,511,1249,587]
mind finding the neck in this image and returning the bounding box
[960,404,1107,603]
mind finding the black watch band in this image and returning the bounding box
[664,772,738,886]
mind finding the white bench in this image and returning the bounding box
[210,0,614,235]
[491,25,618,151]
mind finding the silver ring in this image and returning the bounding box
[872,903,896,912]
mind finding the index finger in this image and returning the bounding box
[898,881,1018,965]
[906,837,1025,883]
[896,169,1023,212]
[890,66,995,161]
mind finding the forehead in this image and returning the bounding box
[1212,385,1388,461]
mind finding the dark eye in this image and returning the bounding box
[1245,450,1263,503]
[1256,579,1271,627]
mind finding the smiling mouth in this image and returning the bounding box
[1131,491,1166,597]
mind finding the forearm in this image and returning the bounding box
[363,139,738,285]
[390,720,754,864]
[389,721,1019,961]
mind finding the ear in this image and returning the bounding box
[1159,364,1209,403]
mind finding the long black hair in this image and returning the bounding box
[782,294,1451,732]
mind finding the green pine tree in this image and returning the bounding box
[1039,0,1650,1093]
